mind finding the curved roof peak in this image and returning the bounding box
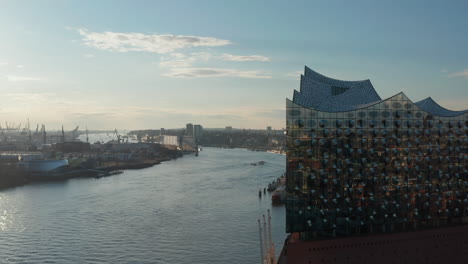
[291,66,467,117]
[294,66,381,112]
[415,97,468,117]
[304,66,370,86]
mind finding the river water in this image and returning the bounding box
[0,147,286,264]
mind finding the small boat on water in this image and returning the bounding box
[267,182,277,192]
[92,170,123,179]
[250,161,266,166]
[271,185,285,204]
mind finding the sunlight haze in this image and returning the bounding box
[0,0,467,130]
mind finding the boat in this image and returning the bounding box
[267,182,277,192]
[271,185,285,204]
[17,158,69,172]
[92,170,123,179]
[251,161,266,166]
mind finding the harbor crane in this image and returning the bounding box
[114,129,129,143]
[114,129,122,143]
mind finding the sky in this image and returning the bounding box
[0,0,467,130]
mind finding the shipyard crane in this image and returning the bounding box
[25,119,32,142]
[70,125,79,140]
[5,121,13,130]
[61,125,65,143]
[114,129,122,143]
[41,124,47,144]
[114,129,129,143]
[21,119,30,136]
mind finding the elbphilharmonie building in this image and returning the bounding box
[285,66,468,239]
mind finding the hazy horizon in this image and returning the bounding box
[1,0,467,130]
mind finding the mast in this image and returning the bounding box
[258,219,264,264]
[267,210,275,263]
[61,125,65,143]
[263,215,269,263]
[27,118,32,143]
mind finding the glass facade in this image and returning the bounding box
[286,73,468,240]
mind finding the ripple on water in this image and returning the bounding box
[0,147,286,264]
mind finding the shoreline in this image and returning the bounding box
[0,152,184,191]
[1,147,283,191]
[199,144,285,155]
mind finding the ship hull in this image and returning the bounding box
[278,224,468,264]
[18,159,69,172]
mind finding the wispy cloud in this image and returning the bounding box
[77,28,232,54]
[159,52,212,68]
[75,28,273,80]
[0,62,8,67]
[16,65,24,69]
[160,52,270,66]
[221,53,271,62]
[5,75,42,82]
[5,92,52,103]
[448,69,468,79]
[163,67,271,79]
[83,54,95,59]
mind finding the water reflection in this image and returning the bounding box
[0,148,286,264]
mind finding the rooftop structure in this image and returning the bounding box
[193,124,203,143]
[286,66,468,239]
[186,123,194,136]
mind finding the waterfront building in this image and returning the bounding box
[186,123,194,136]
[160,135,179,147]
[194,124,203,143]
[54,142,91,152]
[181,136,195,150]
[279,66,468,263]
[226,126,233,132]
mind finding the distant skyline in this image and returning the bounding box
[0,0,467,130]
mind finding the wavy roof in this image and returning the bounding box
[292,66,467,117]
[415,97,468,117]
[294,67,381,111]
